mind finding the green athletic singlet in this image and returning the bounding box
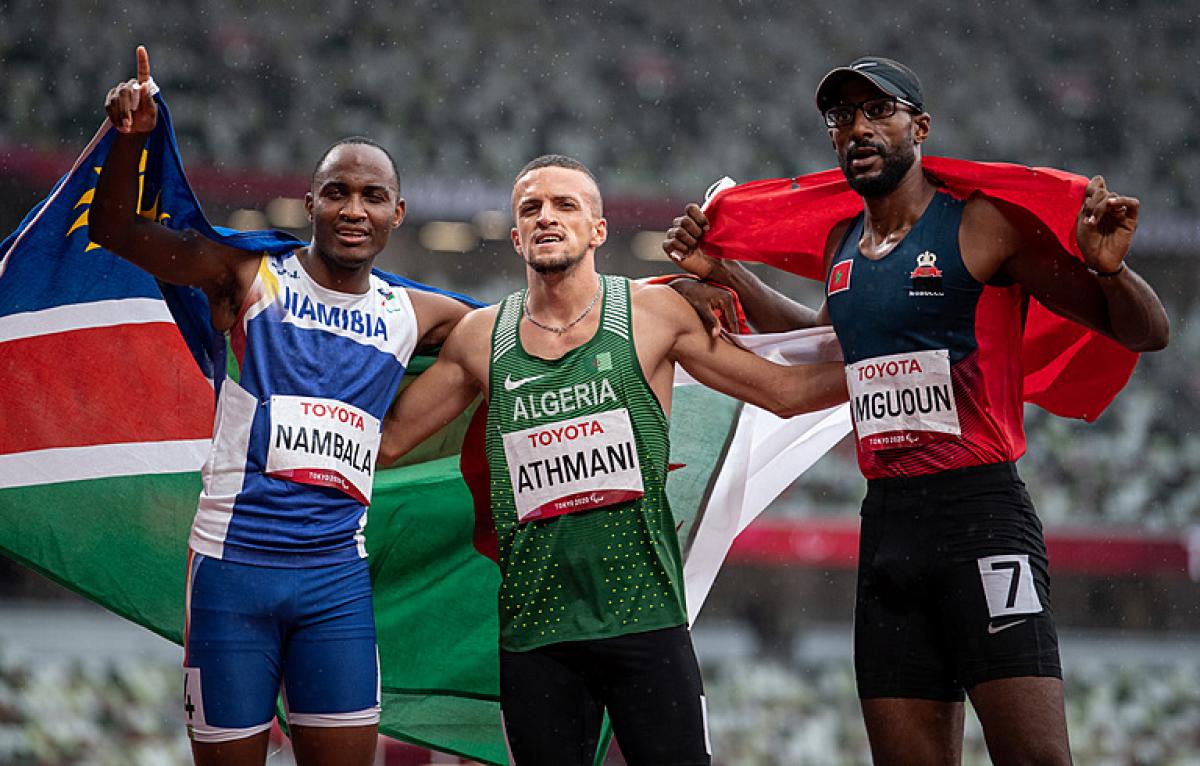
[486,275,687,652]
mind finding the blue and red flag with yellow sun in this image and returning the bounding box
[0,93,514,764]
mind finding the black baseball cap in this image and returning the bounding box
[815,57,924,113]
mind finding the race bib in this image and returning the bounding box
[265,395,380,504]
[502,409,645,523]
[846,349,960,451]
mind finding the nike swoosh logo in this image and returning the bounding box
[504,373,544,391]
[987,618,1027,635]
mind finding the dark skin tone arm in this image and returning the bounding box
[92,47,473,346]
[407,288,472,352]
[89,46,258,332]
[961,177,1169,352]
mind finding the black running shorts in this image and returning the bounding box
[854,462,1062,701]
[499,624,711,766]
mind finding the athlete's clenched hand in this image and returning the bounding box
[667,278,739,339]
[1076,175,1138,275]
[663,203,720,278]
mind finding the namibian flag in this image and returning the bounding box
[0,91,849,764]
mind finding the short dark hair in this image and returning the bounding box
[514,154,603,215]
[312,136,401,193]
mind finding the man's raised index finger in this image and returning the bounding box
[136,45,151,84]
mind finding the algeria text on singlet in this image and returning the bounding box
[485,276,687,652]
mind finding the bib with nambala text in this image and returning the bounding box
[265,394,379,504]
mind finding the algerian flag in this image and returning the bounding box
[0,90,849,765]
[674,328,850,623]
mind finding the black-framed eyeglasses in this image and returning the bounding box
[823,97,920,128]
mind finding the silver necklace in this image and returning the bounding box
[522,282,602,335]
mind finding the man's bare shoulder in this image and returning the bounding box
[454,303,500,341]
[630,280,691,320]
[629,280,703,357]
[402,288,474,348]
[961,193,1019,233]
[825,217,855,259]
[959,193,1025,280]
[435,303,498,383]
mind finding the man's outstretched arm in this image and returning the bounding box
[377,308,492,467]
[644,285,847,418]
[982,177,1169,352]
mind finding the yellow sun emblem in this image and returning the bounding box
[66,149,171,251]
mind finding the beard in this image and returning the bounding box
[840,138,917,198]
[525,247,585,275]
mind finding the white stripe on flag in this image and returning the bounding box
[684,403,851,622]
[679,327,852,622]
[0,440,209,489]
[0,299,174,342]
[673,326,844,387]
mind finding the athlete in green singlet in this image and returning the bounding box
[378,155,847,765]
[487,273,686,654]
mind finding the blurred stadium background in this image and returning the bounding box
[1,1,1197,763]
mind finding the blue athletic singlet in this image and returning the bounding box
[188,250,418,566]
[825,191,1027,479]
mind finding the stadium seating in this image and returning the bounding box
[0,2,1194,762]
[3,643,1197,765]
[0,0,1191,212]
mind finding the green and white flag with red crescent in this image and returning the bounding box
[0,92,850,765]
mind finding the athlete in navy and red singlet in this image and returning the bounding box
[664,57,1168,766]
[827,189,1027,480]
[93,47,469,766]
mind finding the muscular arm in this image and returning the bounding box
[639,285,847,418]
[90,48,257,331]
[962,187,1169,353]
[377,307,493,466]
[1004,244,1168,351]
[1080,265,1169,351]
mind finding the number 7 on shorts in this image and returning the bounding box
[977,554,1042,618]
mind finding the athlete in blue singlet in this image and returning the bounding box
[664,57,1168,766]
[93,47,470,766]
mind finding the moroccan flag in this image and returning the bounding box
[699,158,1140,422]
[828,259,852,296]
[0,92,850,763]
